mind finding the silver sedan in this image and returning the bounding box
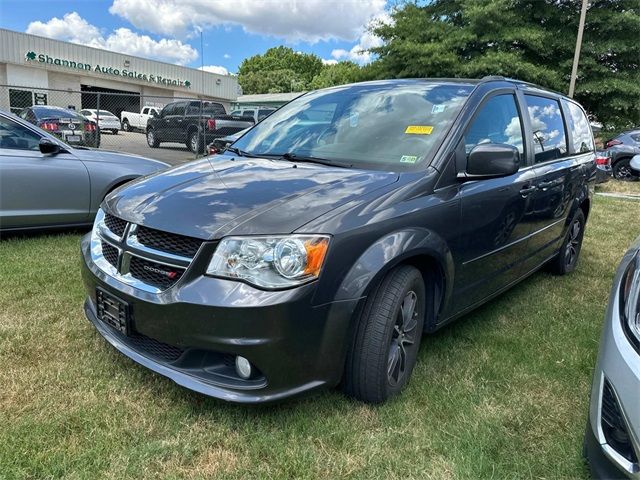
[584,236,640,478]
[0,110,168,232]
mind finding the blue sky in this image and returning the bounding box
[0,0,388,73]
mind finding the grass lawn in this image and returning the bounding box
[1,196,638,479]
[595,177,640,196]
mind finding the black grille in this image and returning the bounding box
[101,242,119,268]
[128,256,184,290]
[601,379,638,463]
[104,213,127,237]
[127,332,185,362]
[136,226,203,258]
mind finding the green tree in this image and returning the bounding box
[310,61,362,89]
[238,46,324,94]
[371,0,640,129]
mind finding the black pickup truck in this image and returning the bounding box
[146,100,254,153]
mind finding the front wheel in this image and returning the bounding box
[343,265,425,404]
[146,128,160,148]
[548,209,585,275]
[122,119,130,132]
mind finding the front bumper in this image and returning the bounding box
[81,233,359,403]
[585,285,640,478]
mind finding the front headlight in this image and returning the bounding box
[620,251,640,349]
[206,235,330,289]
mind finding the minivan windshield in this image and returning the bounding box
[232,81,474,170]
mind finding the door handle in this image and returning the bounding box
[537,180,556,190]
[520,185,537,197]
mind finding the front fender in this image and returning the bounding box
[333,228,454,307]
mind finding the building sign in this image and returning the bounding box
[24,51,192,88]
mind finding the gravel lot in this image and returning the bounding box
[98,131,202,165]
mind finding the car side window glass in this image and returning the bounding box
[161,104,174,117]
[142,107,148,115]
[464,94,524,159]
[630,133,640,143]
[173,103,186,116]
[0,117,41,151]
[563,100,594,153]
[244,110,255,117]
[524,95,568,163]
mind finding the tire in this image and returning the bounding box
[146,128,160,148]
[188,130,204,153]
[612,158,639,181]
[112,129,118,135]
[343,265,426,404]
[548,209,586,275]
[122,119,130,132]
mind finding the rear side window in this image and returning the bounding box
[630,133,640,143]
[524,95,568,163]
[142,107,149,115]
[563,100,594,153]
[465,94,524,158]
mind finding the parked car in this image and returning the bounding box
[80,109,122,134]
[81,77,596,404]
[604,129,640,181]
[0,110,168,231]
[120,106,160,132]
[595,150,612,183]
[207,128,249,155]
[146,101,254,153]
[230,107,277,123]
[584,235,640,479]
[19,105,100,147]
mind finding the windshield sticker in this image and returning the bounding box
[431,104,446,114]
[400,155,418,163]
[349,112,359,127]
[405,125,434,135]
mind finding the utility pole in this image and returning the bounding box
[569,0,588,98]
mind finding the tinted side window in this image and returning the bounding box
[563,100,594,153]
[630,133,640,143]
[142,107,149,115]
[0,117,41,150]
[524,95,568,163]
[160,104,173,117]
[173,103,186,116]
[465,94,524,159]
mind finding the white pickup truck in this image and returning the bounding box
[121,106,160,132]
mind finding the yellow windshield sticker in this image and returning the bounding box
[405,125,434,135]
[400,155,418,163]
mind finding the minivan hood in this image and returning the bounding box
[104,155,398,239]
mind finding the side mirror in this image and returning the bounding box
[39,138,60,155]
[460,143,520,179]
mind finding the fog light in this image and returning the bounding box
[235,356,252,379]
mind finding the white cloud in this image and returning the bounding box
[198,65,229,76]
[109,0,387,43]
[330,13,390,64]
[223,53,231,59]
[26,12,198,65]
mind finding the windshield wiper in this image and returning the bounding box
[278,152,352,168]
[225,146,250,157]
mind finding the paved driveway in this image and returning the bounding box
[99,131,201,165]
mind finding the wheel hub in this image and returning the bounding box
[387,290,419,386]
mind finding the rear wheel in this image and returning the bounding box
[343,265,425,404]
[122,119,130,132]
[146,128,160,148]
[613,158,639,181]
[111,129,118,135]
[188,130,204,153]
[548,209,585,275]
